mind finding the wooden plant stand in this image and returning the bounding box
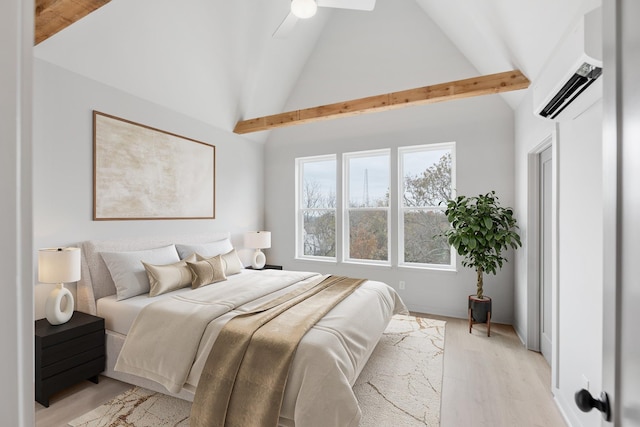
[468,295,492,337]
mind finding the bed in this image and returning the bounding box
[76,233,407,427]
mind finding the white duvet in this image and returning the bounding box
[115,270,407,427]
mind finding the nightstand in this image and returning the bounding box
[246,264,283,270]
[35,311,105,407]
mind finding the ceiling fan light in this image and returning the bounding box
[291,0,317,19]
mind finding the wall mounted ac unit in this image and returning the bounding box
[533,7,602,121]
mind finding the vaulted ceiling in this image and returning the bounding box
[34,0,600,143]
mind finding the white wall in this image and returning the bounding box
[32,0,330,145]
[33,59,264,319]
[513,89,556,343]
[265,106,516,322]
[555,100,603,426]
[262,0,517,323]
[514,88,604,425]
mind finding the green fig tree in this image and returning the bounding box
[443,191,522,299]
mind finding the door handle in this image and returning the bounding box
[575,388,611,421]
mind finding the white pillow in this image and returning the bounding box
[101,245,181,300]
[175,238,234,259]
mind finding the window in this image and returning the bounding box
[295,143,455,270]
[399,143,454,267]
[344,150,390,263]
[296,155,336,260]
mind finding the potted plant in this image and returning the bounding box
[442,191,522,323]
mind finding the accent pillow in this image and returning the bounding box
[101,245,181,301]
[220,249,244,276]
[175,238,233,259]
[187,255,227,289]
[143,254,196,297]
[198,249,243,276]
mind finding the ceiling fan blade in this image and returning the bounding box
[317,0,376,11]
[272,11,299,38]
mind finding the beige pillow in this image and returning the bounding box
[187,255,227,289]
[198,249,243,276]
[221,249,243,275]
[142,254,196,297]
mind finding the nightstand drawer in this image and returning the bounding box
[35,312,106,407]
[36,317,104,348]
[40,345,105,379]
[38,356,105,401]
[40,330,104,367]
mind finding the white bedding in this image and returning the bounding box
[97,269,258,334]
[111,269,407,427]
[77,233,407,427]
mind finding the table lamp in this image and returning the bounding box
[38,247,81,325]
[244,231,271,269]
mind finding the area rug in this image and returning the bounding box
[68,314,445,427]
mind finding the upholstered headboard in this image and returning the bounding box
[76,232,231,315]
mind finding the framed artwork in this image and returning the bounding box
[93,111,215,220]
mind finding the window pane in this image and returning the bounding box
[303,160,336,209]
[303,210,335,257]
[348,154,389,207]
[403,209,451,265]
[348,210,388,261]
[402,149,452,207]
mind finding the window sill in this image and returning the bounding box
[293,258,456,273]
[397,264,457,273]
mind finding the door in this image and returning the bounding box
[539,146,553,365]
[598,0,640,424]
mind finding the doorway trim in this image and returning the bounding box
[526,129,560,390]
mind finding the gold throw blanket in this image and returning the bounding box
[190,275,366,427]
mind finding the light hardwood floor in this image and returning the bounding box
[433,315,567,427]
[35,315,567,427]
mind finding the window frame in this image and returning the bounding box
[295,154,337,262]
[342,149,391,266]
[397,142,456,270]
[293,142,457,271]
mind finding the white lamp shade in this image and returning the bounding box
[244,231,272,249]
[291,0,317,19]
[38,247,81,284]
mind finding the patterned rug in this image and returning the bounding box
[68,314,445,427]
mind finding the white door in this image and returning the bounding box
[598,1,640,424]
[539,146,553,365]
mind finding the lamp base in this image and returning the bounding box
[45,283,74,325]
[251,249,266,269]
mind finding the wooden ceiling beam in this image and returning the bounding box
[35,0,111,45]
[233,70,530,134]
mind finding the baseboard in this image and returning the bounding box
[513,324,527,346]
[554,388,582,427]
[406,302,513,325]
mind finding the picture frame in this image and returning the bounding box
[93,111,215,220]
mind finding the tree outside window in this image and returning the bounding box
[345,150,390,263]
[400,144,455,267]
[295,143,455,269]
[297,156,336,258]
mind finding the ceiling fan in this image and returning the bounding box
[273,0,376,38]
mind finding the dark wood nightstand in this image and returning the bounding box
[35,311,105,407]
[246,264,283,271]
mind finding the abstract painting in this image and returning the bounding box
[93,111,215,220]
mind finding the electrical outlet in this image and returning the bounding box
[582,374,589,391]
[399,281,405,290]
